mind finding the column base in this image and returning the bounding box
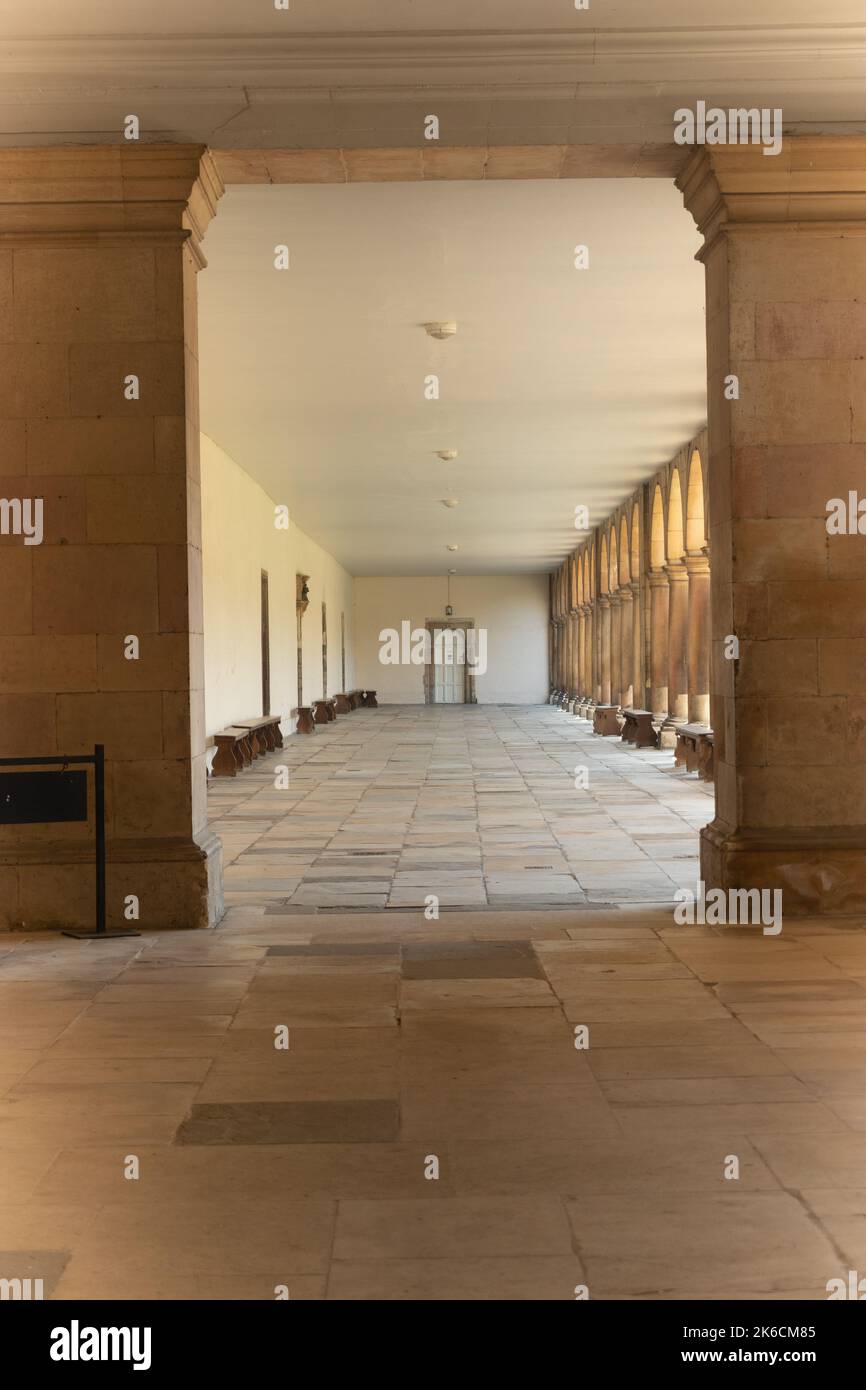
[0,830,224,932]
[700,820,866,917]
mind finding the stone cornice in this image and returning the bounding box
[678,137,866,255]
[0,145,223,259]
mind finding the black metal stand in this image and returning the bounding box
[63,745,140,939]
[0,744,139,940]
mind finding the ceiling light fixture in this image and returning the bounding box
[441,498,459,509]
[447,544,459,552]
[424,322,458,340]
[436,450,458,462]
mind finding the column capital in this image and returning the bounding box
[647,567,670,589]
[684,550,711,578]
[677,136,866,259]
[0,143,224,265]
[665,558,689,584]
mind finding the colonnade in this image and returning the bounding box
[550,439,711,747]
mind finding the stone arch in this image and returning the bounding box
[609,526,619,592]
[631,501,640,579]
[619,515,630,586]
[600,534,609,595]
[686,448,706,552]
[650,485,666,570]
[667,468,685,562]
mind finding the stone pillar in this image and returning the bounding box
[659,559,689,747]
[648,570,670,723]
[0,146,224,930]
[679,136,866,913]
[632,581,643,709]
[620,586,635,709]
[609,593,623,710]
[576,608,586,701]
[599,597,612,705]
[583,605,596,713]
[686,550,711,724]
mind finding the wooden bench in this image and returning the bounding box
[333,693,352,714]
[312,699,336,725]
[211,727,254,778]
[697,730,714,783]
[296,707,316,735]
[234,715,283,757]
[360,690,378,708]
[675,722,712,774]
[593,703,621,737]
[210,715,285,777]
[620,708,657,748]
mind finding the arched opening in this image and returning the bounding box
[600,534,609,594]
[686,448,706,552]
[650,485,666,570]
[667,469,685,562]
[619,516,630,586]
[631,502,640,579]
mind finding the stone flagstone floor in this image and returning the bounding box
[2,905,866,1299]
[208,704,713,913]
[1,707,863,1301]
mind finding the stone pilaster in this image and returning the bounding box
[679,135,866,913]
[0,146,224,929]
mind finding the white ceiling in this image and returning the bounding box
[198,178,706,576]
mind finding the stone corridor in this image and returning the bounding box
[1,706,863,1300]
[209,705,712,914]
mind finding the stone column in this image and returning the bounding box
[631,581,643,709]
[609,593,623,710]
[679,136,866,913]
[648,570,670,723]
[599,597,612,705]
[620,586,635,709]
[686,550,711,724]
[0,146,224,929]
[659,559,689,747]
[576,607,586,703]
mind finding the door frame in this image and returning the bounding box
[423,618,478,705]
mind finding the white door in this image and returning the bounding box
[432,626,466,704]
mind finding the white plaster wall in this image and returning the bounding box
[201,435,355,736]
[354,575,550,705]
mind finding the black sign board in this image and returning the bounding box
[0,769,88,825]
